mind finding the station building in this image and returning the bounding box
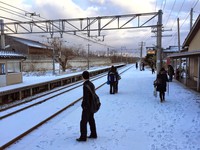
[168,15,200,91]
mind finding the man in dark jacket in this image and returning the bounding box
[76,71,97,142]
[107,66,117,94]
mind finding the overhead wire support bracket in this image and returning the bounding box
[3,11,159,37]
[25,12,40,17]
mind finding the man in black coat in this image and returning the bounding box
[107,66,117,94]
[76,71,97,142]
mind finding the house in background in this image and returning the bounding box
[5,36,54,72]
[168,15,200,91]
[0,50,26,87]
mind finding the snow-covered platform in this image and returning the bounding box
[6,66,200,150]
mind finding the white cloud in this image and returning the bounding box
[109,0,156,13]
[34,0,86,18]
[90,0,105,5]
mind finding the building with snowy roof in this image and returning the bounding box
[5,36,53,72]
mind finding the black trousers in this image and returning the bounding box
[80,110,97,139]
[159,91,165,102]
[168,74,173,81]
[110,82,116,94]
[115,81,118,93]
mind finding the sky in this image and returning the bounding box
[0,0,200,56]
[1,65,200,150]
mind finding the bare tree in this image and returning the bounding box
[58,47,76,72]
[48,38,77,72]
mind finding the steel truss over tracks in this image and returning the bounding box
[3,12,159,37]
[1,10,163,72]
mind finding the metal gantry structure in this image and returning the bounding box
[0,10,163,72]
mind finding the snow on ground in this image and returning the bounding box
[5,65,200,150]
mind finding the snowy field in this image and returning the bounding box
[4,65,200,150]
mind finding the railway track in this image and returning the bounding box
[0,65,132,150]
[0,73,107,120]
[0,73,108,112]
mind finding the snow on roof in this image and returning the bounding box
[0,50,26,59]
[163,46,179,53]
[13,37,48,49]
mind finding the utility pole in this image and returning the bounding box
[177,18,181,53]
[47,37,56,75]
[59,41,62,74]
[87,44,91,70]
[190,8,193,30]
[0,19,5,50]
[156,10,163,73]
[107,47,109,57]
[139,41,145,70]
[52,45,56,75]
[177,18,181,71]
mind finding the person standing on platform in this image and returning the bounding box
[107,66,117,94]
[155,68,169,102]
[142,62,145,71]
[76,71,97,142]
[151,65,155,74]
[168,65,174,82]
[114,66,120,93]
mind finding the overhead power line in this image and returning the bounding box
[0,1,46,21]
[162,0,167,11]
[164,0,177,27]
[193,0,199,8]
[170,0,186,29]
[0,6,33,21]
[0,15,20,22]
[0,1,29,13]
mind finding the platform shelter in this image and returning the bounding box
[0,50,26,87]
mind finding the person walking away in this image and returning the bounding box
[168,65,174,82]
[156,68,169,102]
[76,71,97,142]
[107,66,117,94]
[142,62,145,71]
[151,65,155,74]
[136,62,138,69]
